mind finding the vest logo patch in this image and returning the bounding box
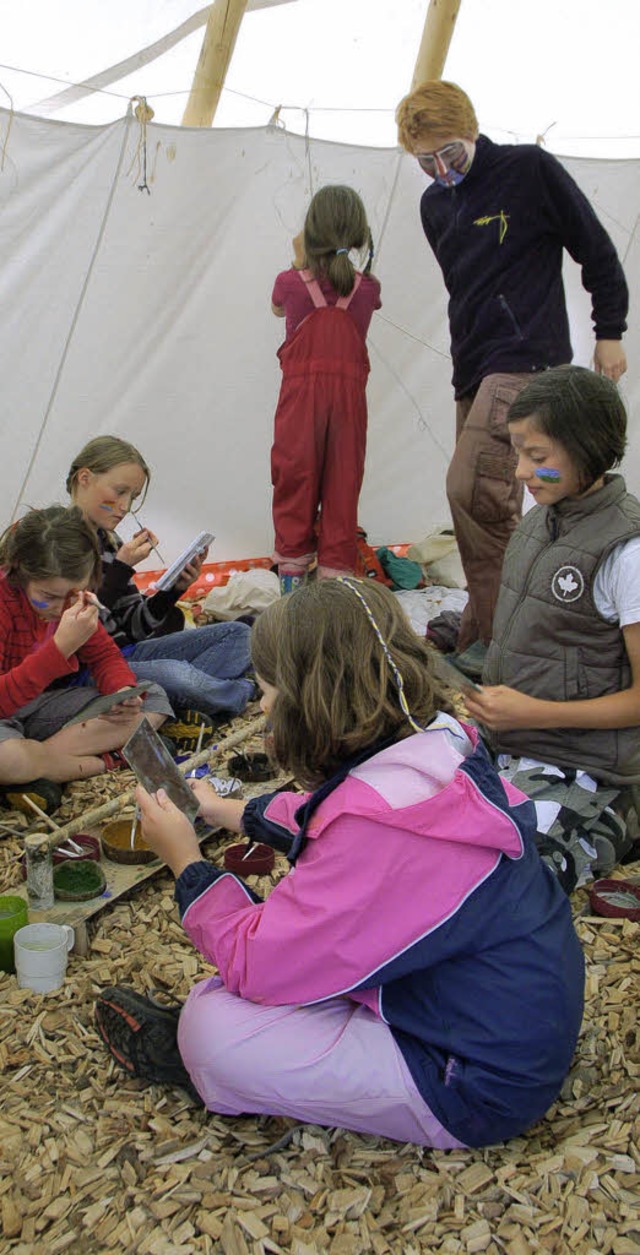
[551,565,585,603]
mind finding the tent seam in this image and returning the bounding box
[12,109,135,522]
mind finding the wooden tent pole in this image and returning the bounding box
[411,0,462,88]
[48,714,265,844]
[182,0,249,127]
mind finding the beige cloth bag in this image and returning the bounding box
[202,568,281,620]
[407,526,466,589]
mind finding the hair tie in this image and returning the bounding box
[335,247,349,255]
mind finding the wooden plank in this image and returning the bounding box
[12,770,292,955]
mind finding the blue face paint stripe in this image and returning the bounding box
[29,597,50,608]
[535,467,561,482]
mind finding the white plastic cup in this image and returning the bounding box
[13,922,75,993]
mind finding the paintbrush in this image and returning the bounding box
[129,805,140,850]
[56,835,86,855]
[82,590,108,613]
[19,795,85,856]
[131,513,166,566]
[20,794,61,833]
[99,503,166,565]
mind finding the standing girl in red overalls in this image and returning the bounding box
[271,185,381,593]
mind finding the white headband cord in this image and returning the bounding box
[336,577,425,735]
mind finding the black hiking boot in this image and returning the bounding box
[95,985,201,1101]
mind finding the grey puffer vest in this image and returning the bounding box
[483,475,640,784]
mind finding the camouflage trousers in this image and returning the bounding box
[497,757,634,895]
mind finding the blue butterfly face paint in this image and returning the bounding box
[535,467,561,483]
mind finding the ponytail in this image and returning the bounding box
[303,185,372,296]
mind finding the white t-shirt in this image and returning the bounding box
[593,536,640,627]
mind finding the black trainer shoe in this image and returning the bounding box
[95,986,200,1101]
[2,779,63,816]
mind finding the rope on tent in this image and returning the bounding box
[535,122,557,148]
[267,105,285,129]
[0,80,14,171]
[368,331,451,462]
[303,107,314,197]
[127,96,155,195]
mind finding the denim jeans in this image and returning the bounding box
[128,622,253,718]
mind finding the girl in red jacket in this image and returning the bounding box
[0,506,171,798]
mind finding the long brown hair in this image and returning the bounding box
[251,578,454,788]
[66,435,150,507]
[303,185,373,297]
[0,506,102,589]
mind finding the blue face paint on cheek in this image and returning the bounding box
[535,467,561,483]
[29,597,51,609]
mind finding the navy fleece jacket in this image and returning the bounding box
[420,135,629,397]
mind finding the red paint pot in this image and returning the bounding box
[20,832,101,879]
[223,842,275,876]
[589,878,640,922]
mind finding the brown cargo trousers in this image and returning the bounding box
[447,371,534,651]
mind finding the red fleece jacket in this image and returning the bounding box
[0,573,136,718]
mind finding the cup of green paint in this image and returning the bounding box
[0,895,29,974]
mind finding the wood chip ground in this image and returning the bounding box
[1,708,639,1254]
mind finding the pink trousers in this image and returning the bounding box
[178,977,465,1148]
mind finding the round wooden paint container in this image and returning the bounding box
[101,819,157,865]
[223,842,275,876]
[53,859,107,901]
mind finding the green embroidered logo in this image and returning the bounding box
[473,210,510,244]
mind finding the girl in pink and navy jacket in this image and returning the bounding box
[129,579,584,1148]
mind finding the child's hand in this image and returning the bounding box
[174,547,208,593]
[100,689,144,722]
[189,778,245,832]
[116,529,159,568]
[53,594,99,658]
[463,685,547,731]
[136,785,202,877]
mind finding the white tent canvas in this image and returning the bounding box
[1,104,638,564]
[1,0,639,565]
